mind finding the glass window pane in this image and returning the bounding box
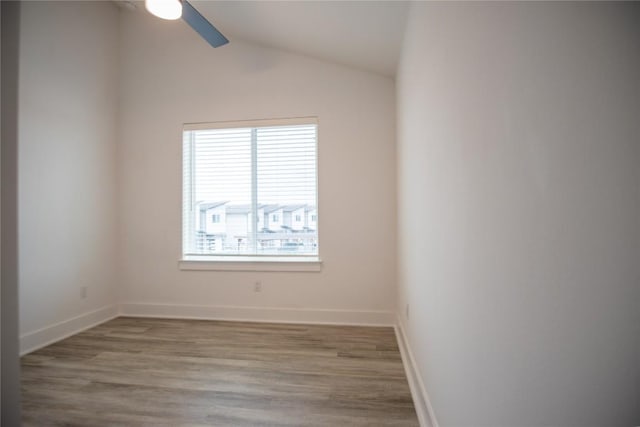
[183,121,318,258]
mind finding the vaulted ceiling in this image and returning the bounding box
[124,1,410,77]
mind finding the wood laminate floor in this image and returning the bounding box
[21,317,419,426]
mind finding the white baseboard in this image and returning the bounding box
[119,302,396,326]
[20,304,119,356]
[395,318,439,427]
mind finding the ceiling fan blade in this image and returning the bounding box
[181,0,229,48]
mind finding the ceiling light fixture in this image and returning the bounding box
[145,0,182,20]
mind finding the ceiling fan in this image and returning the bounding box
[145,0,229,48]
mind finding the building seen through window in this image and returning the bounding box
[183,119,318,257]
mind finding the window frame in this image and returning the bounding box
[180,117,321,272]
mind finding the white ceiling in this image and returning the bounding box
[133,1,410,77]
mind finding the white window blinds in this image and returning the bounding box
[183,119,318,257]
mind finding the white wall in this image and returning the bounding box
[117,9,397,321]
[18,1,120,350]
[397,2,640,426]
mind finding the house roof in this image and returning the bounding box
[226,204,251,214]
[197,201,228,212]
[262,204,282,214]
[198,202,315,215]
[281,204,307,212]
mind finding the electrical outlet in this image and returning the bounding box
[81,286,88,299]
[254,281,262,292]
[405,303,409,319]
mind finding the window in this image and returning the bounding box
[182,118,318,260]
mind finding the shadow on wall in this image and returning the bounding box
[1,1,23,424]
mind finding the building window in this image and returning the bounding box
[311,215,317,221]
[182,118,318,258]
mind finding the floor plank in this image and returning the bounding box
[21,317,419,426]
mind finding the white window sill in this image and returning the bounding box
[179,256,322,272]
